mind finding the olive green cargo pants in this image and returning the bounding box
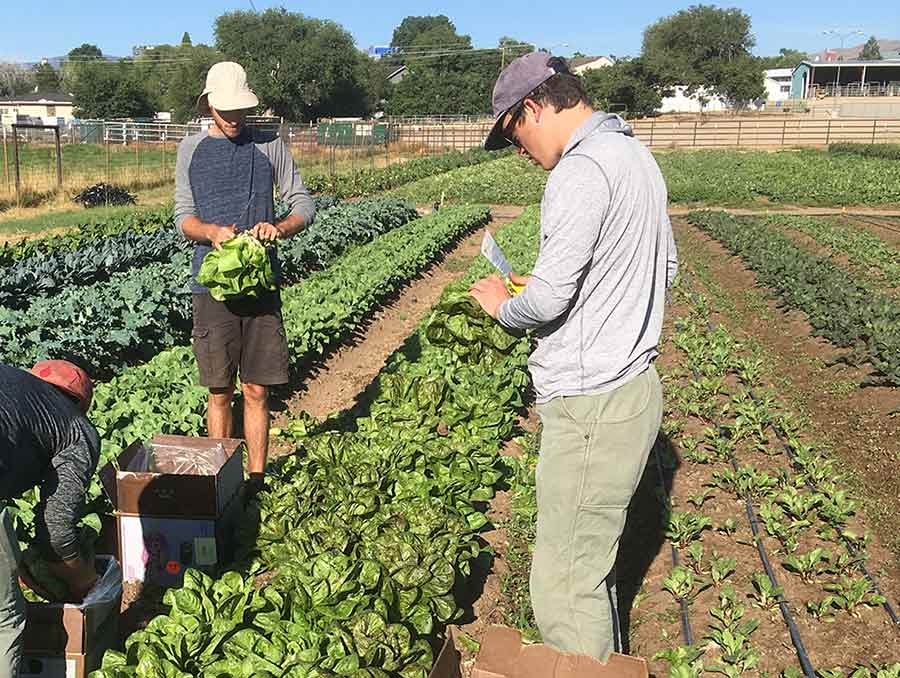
[0,508,24,678]
[531,365,662,660]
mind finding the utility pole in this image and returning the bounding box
[821,28,864,93]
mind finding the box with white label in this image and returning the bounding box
[99,435,245,587]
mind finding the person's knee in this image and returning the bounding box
[241,383,268,404]
[208,387,234,407]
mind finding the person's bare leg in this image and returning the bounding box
[207,388,234,438]
[241,383,269,476]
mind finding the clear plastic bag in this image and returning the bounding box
[79,556,122,609]
[126,442,229,476]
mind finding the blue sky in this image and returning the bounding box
[2,0,898,63]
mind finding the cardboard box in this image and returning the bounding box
[470,626,649,678]
[100,434,246,587]
[19,619,117,678]
[21,557,122,678]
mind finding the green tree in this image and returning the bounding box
[0,63,35,97]
[71,61,155,118]
[165,45,223,122]
[758,48,808,70]
[181,32,193,47]
[61,44,104,94]
[390,16,462,49]
[387,18,531,115]
[582,58,668,117]
[68,44,103,60]
[642,5,765,105]
[215,9,369,120]
[34,62,61,93]
[859,36,882,60]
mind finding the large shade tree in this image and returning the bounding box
[642,4,765,107]
[215,9,371,120]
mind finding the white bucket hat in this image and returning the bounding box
[197,61,259,113]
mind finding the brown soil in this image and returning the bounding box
[630,253,900,674]
[670,217,900,562]
[667,206,900,217]
[835,214,900,248]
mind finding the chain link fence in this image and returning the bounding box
[5,114,898,210]
[0,117,494,210]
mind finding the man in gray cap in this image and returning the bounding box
[175,62,316,498]
[470,52,678,660]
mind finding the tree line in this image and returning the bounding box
[0,7,889,121]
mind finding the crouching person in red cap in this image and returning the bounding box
[0,361,100,678]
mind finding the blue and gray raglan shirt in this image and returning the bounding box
[174,127,316,293]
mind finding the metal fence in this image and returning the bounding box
[2,116,899,209]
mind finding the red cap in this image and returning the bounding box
[31,360,93,413]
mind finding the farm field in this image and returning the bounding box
[3,146,899,677]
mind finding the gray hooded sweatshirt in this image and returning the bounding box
[497,112,677,403]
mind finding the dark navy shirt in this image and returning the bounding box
[174,127,316,293]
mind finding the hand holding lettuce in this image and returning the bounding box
[197,233,276,301]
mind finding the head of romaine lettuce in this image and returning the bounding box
[197,233,276,302]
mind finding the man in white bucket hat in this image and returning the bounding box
[175,61,316,500]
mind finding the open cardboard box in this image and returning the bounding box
[99,434,246,586]
[428,626,648,678]
[21,556,122,678]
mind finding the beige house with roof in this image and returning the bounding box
[0,92,75,128]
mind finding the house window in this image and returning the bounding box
[780,85,791,93]
[46,105,56,116]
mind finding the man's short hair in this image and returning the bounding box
[507,57,590,126]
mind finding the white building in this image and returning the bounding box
[658,86,730,113]
[0,92,75,128]
[764,68,793,102]
[569,55,614,75]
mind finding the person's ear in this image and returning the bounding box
[524,99,543,125]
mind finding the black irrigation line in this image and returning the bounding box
[846,214,900,238]
[748,390,900,626]
[652,442,695,646]
[680,323,817,676]
[724,448,817,678]
[701,300,900,626]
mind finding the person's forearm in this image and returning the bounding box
[181,216,225,244]
[275,213,305,238]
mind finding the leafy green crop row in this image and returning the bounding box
[0,206,173,266]
[687,211,900,386]
[388,155,546,206]
[657,150,900,206]
[6,205,493,556]
[0,226,190,310]
[829,143,900,161]
[304,148,503,199]
[762,215,900,288]
[90,208,542,678]
[653,282,898,675]
[389,148,900,208]
[0,198,418,376]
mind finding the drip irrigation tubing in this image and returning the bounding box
[703,303,900,626]
[683,344,817,676]
[846,214,900,238]
[653,442,694,646]
[726,450,817,678]
[749,390,900,626]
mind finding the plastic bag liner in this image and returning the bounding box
[125,442,229,476]
[78,557,122,610]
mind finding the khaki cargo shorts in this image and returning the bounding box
[191,292,290,388]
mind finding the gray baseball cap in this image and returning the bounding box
[484,51,562,151]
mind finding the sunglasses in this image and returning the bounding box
[502,101,527,149]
